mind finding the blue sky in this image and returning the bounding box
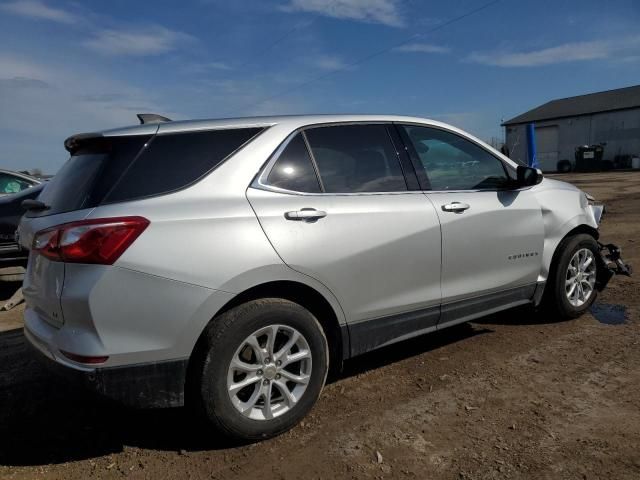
[1,0,639,172]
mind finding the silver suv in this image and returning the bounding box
[19,114,630,441]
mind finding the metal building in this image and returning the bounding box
[502,85,640,172]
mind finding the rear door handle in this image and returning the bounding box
[285,208,327,221]
[441,202,470,213]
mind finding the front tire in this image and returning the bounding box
[544,234,599,319]
[189,299,328,441]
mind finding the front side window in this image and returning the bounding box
[264,133,321,193]
[304,124,407,193]
[402,126,509,191]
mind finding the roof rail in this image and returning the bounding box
[136,113,172,125]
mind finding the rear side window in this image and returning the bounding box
[32,135,149,217]
[105,128,263,203]
[304,125,407,193]
[264,133,321,193]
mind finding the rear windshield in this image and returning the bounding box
[31,127,263,216]
[32,135,149,217]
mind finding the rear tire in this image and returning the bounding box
[542,234,599,319]
[189,299,328,441]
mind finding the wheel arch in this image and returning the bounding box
[549,224,599,270]
[535,224,600,305]
[540,213,600,282]
[190,280,348,381]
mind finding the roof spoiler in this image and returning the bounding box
[64,132,105,154]
[137,113,172,125]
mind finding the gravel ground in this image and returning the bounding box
[0,171,638,480]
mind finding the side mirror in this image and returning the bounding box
[516,165,543,187]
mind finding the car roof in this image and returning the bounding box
[76,114,519,170]
[99,114,455,137]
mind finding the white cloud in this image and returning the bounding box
[311,54,351,71]
[468,37,640,67]
[84,26,194,56]
[203,61,232,71]
[0,50,316,171]
[0,55,49,79]
[283,0,404,27]
[395,43,450,54]
[175,76,309,118]
[184,61,233,74]
[0,76,49,89]
[0,53,170,171]
[0,0,77,23]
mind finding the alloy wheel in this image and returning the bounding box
[565,248,596,307]
[227,324,312,420]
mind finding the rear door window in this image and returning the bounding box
[304,124,407,193]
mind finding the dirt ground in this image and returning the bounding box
[0,171,638,480]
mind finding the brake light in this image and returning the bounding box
[32,216,149,265]
[60,350,109,364]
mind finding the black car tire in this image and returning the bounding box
[557,160,572,173]
[189,298,328,442]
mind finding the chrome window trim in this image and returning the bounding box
[252,121,412,196]
[425,186,533,194]
[301,130,325,192]
[252,120,532,197]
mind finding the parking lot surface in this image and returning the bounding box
[1,171,638,479]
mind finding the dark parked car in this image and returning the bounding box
[0,184,44,266]
[0,169,41,196]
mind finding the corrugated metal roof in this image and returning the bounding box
[503,84,640,126]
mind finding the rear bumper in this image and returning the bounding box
[25,327,188,408]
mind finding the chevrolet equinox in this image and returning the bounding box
[19,114,630,441]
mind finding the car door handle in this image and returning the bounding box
[284,209,327,221]
[441,202,470,213]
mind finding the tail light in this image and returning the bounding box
[60,350,109,364]
[32,216,149,265]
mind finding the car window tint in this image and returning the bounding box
[105,128,263,203]
[402,126,509,191]
[31,135,150,217]
[264,133,321,193]
[0,174,33,194]
[304,124,407,193]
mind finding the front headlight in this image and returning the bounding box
[583,191,605,224]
